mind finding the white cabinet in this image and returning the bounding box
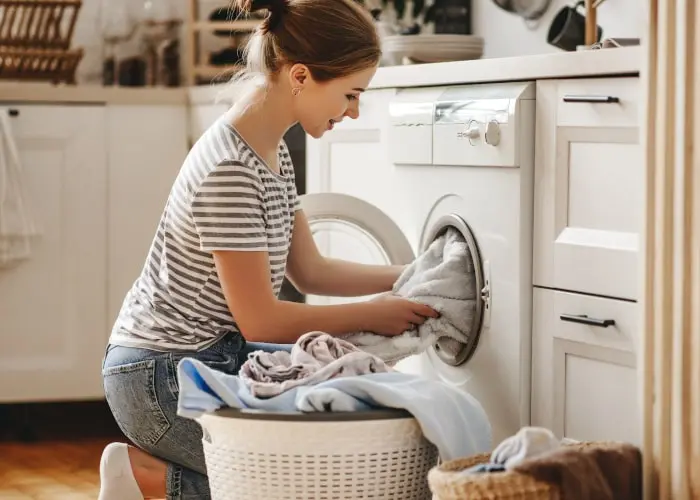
[530,288,641,445]
[106,105,188,325]
[0,103,188,403]
[531,77,643,445]
[533,78,643,301]
[304,89,419,305]
[0,104,108,402]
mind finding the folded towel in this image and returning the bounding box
[512,442,642,500]
[239,331,392,398]
[177,357,493,461]
[343,227,478,364]
[491,426,562,469]
[0,109,39,268]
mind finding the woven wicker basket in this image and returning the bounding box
[428,442,609,500]
[0,0,83,83]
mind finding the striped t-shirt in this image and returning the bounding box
[109,115,300,352]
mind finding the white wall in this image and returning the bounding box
[71,0,645,83]
[472,0,646,59]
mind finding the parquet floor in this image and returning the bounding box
[0,438,117,499]
[0,400,126,500]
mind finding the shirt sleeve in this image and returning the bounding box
[191,159,268,252]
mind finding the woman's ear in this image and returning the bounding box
[288,63,311,89]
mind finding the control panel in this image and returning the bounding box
[388,81,535,168]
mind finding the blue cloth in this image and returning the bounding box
[177,357,492,461]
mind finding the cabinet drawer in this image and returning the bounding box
[555,77,639,128]
[534,78,642,300]
[531,288,640,445]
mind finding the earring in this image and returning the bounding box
[292,87,301,96]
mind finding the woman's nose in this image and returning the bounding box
[345,101,360,120]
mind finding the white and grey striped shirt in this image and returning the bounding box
[109,115,300,352]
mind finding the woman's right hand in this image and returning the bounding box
[363,294,439,336]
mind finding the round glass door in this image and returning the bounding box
[299,193,415,306]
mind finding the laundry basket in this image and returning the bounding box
[427,441,627,500]
[198,408,440,500]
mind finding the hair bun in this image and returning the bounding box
[246,0,289,33]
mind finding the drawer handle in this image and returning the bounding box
[562,95,620,104]
[7,109,19,117]
[560,314,616,328]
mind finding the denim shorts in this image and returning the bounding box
[102,333,292,500]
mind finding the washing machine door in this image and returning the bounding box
[299,193,415,305]
[420,213,488,367]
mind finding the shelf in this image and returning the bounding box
[195,65,242,78]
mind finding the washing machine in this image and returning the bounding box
[301,81,536,445]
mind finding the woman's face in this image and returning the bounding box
[291,65,378,139]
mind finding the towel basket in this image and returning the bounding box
[197,408,440,500]
[427,441,623,500]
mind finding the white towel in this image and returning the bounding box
[239,331,393,398]
[343,227,478,364]
[0,109,38,268]
[491,426,562,469]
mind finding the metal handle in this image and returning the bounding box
[562,95,620,104]
[8,109,19,117]
[560,314,615,328]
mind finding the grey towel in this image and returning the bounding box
[343,227,478,364]
[239,331,393,398]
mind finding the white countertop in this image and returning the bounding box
[189,46,641,104]
[0,82,188,105]
[0,46,641,106]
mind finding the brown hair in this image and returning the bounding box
[230,0,381,84]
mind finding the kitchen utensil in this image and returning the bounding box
[547,0,602,51]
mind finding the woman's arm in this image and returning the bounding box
[285,210,407,297]
[213,250,435,344]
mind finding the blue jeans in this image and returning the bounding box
[102,333,292,500]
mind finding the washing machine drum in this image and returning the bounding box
[420,214,486,367]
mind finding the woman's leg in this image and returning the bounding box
[100,334,244,500]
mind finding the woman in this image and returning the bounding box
[99,0,438,498]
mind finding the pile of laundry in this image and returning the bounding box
[430,426,643,500]
[176,330,493,461]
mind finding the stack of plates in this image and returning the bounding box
[382,34,484,64]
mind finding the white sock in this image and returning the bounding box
[98,442,145,500]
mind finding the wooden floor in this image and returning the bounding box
[0,438,116,499]
[0,401,126,500]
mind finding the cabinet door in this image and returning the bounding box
[305,89,417,275]
[533,78,643,300]
[0,104,107,402]
[531,287,641,445]
[106,105,188,326]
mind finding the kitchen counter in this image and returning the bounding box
[369,45,641,89]
[0,46,641,106]
[0,82,188,105]
[190,46,642,104]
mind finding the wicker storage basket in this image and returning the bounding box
[197,408,440,500]
[428,442,612,500]
[0,0,83,83]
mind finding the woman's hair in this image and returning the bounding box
[222,0,381,98]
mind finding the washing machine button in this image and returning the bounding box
[485,120,501,146]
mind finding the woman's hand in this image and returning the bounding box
[362,294,439,337]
